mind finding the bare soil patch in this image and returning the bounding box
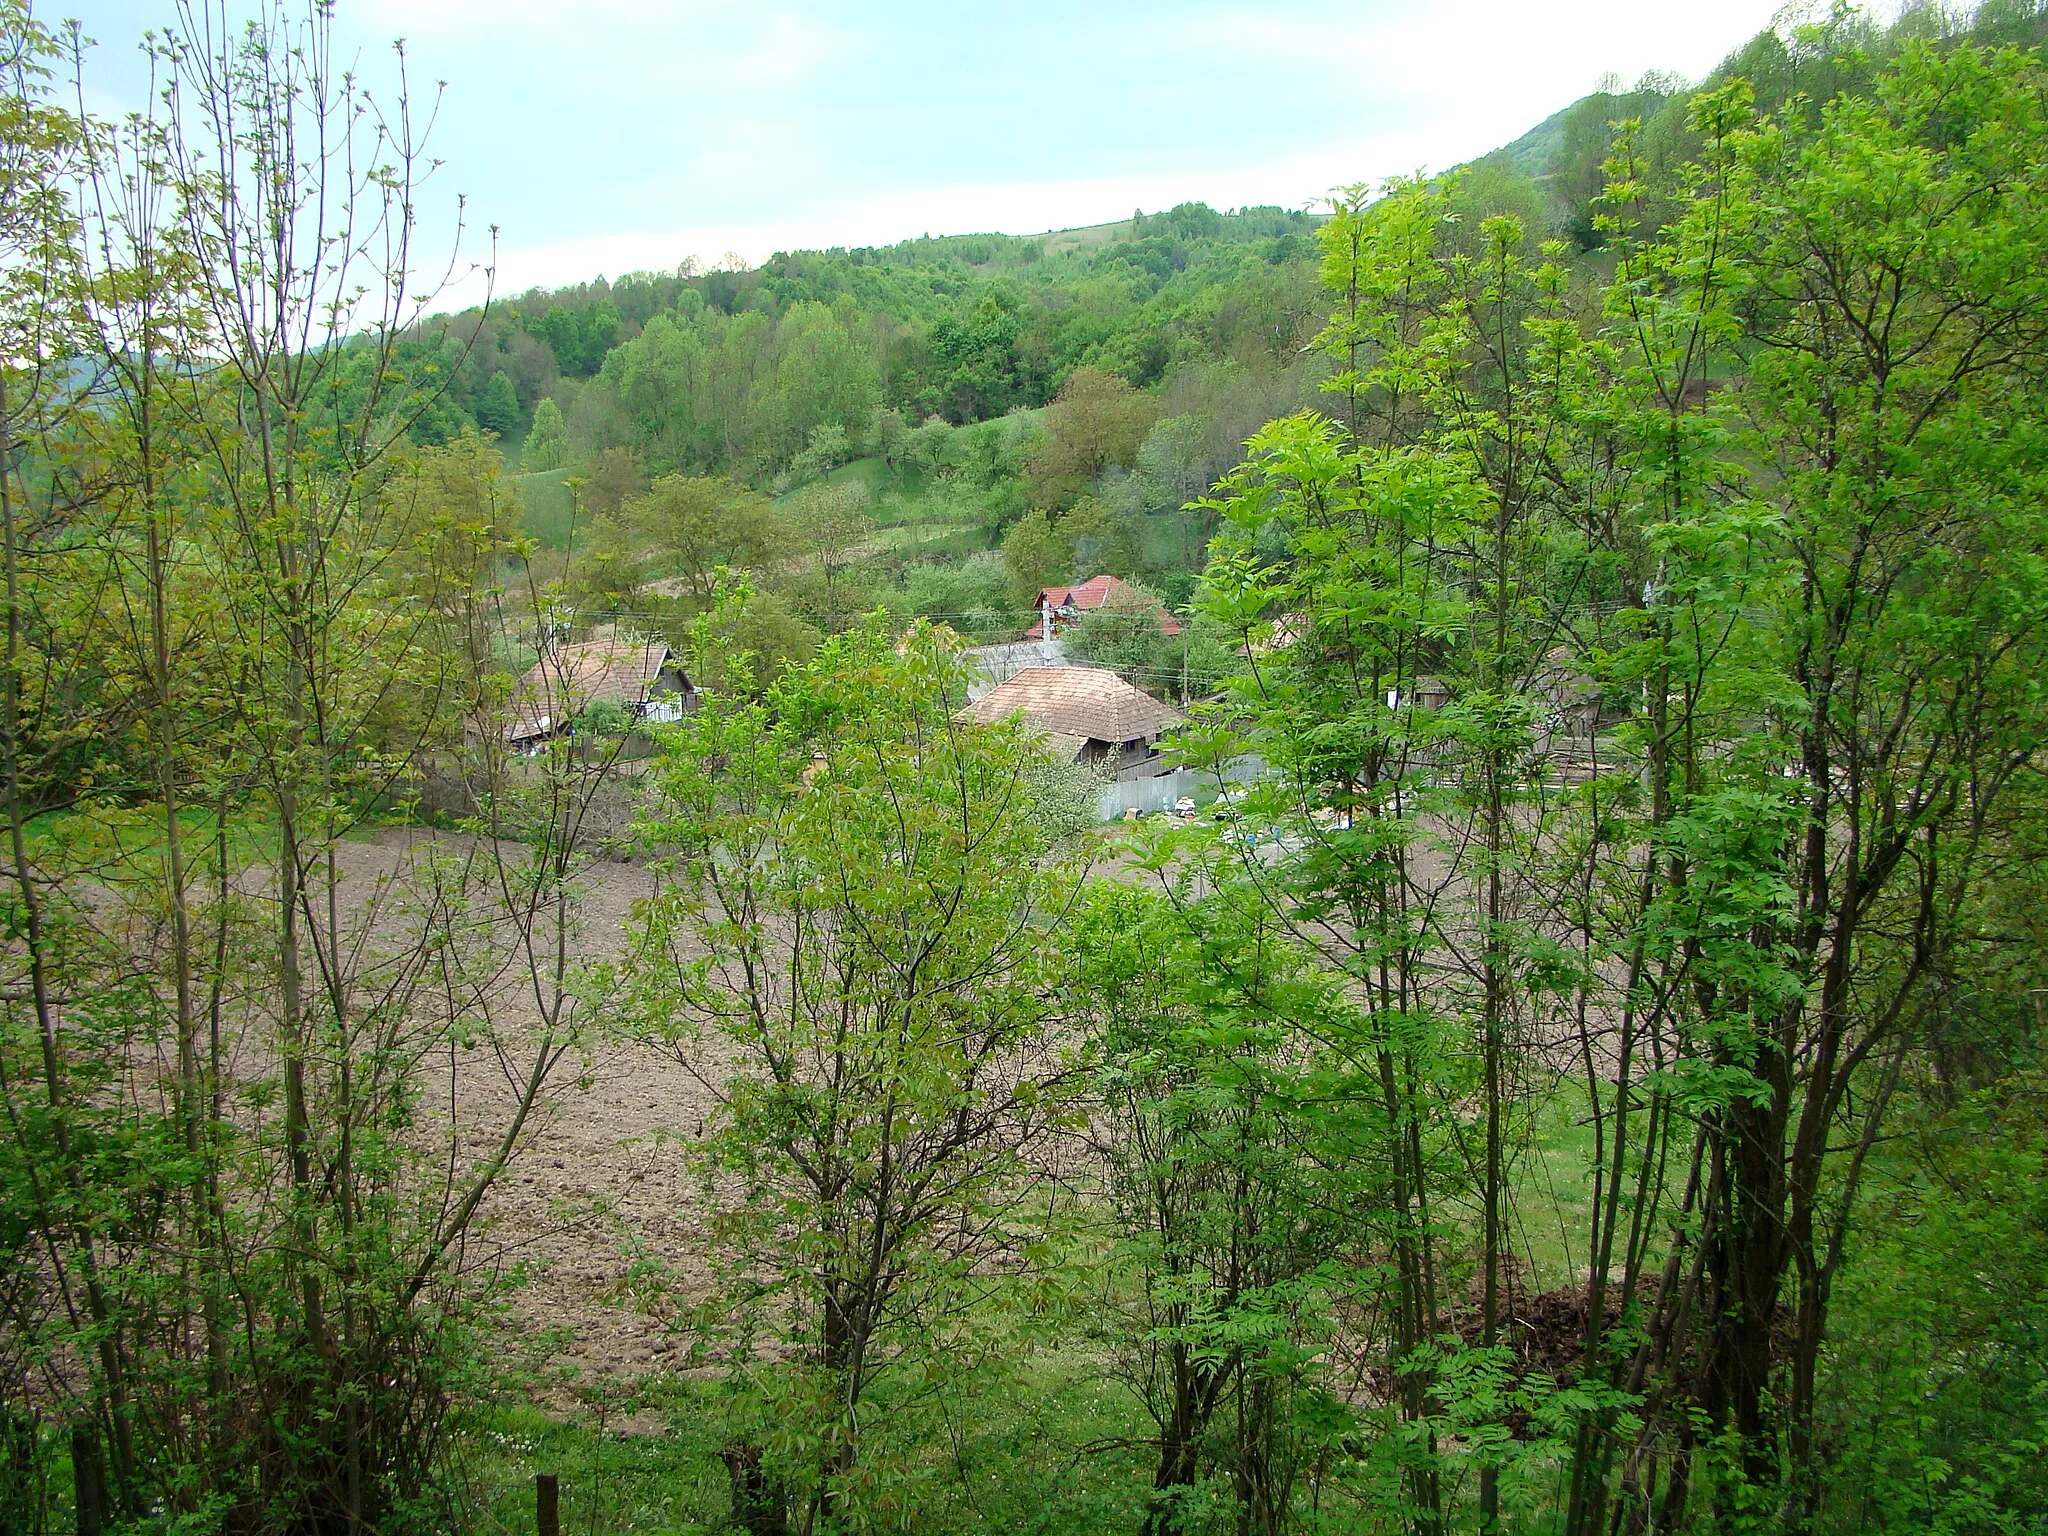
[332,831,720,1415]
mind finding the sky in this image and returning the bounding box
[62,0,1797,306]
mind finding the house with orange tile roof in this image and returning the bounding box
[1023,574,1182,641]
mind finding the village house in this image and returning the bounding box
[960,665,1182,778]
[1023,574,1183,641]
[505,638,696,751]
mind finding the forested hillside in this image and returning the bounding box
[375,0,2048,682]
[5,2,2048,1535]
[419,203,1321,460]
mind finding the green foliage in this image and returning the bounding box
[897,550,1011,637]
[522,395,570,471]
[1068,576,1173,680]
[0,13,615,1532]
[680,579,820,697]
[624,624,1088,1521]
[10,9,2048,1535]
[1058,493,1141,579]
[1072,879,1385,1530]
[780,419,853,488]
[528,298,621,376]
[472,368,521,436]
[922,287,1031,421]
[1026,365,1159,511]
[620,473,791,602]
[512,465,582,550]
[1818,1073,2048,1533]
[1002,509,1068,607]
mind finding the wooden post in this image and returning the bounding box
[536,1472,559,1536]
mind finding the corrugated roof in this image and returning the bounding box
[962,666,1182,745]
[507,640,680,742]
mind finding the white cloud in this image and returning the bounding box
[723,11,856,88]
[351,0,852,91]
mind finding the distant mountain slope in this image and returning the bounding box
[1485,102,1578,181]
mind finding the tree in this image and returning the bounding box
[782,420,852,488]
[578,443,646,518]
[902,415,954,478]
[473,368,520,436]
[622,474,792,603]
[529,296,620,376]
[1025,365,1158,510]
[1002,510,1068,611]
[1073,881,1365,1534]
[787,480,873,620]
[1174,43,2048,1536]
[873,406,907,468]
[1626,51,2048,1519]
[753,300,880,472]
[598,308,713,471]
[1057,493,1141,579]
[925,288,1026,422]
[626,624,1084,1523]
[683,578,821,697]
[524,395,570,470]
[1069,577,1172,688]
[0,8,601,1527]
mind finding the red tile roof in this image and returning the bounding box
[1024,574,1182,639]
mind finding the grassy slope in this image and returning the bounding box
[1037,215,1143,258]
[511,466,581,550]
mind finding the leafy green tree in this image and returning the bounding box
[1073,880,1365,1533]
[1068,576,1172,686]
[872,406,907,468]
[1177,42,2048,1536]
[577,443,645,518]
[898,552,1010,638]
[681,579,820,696]
[1025,365,1158,510]
[529,297,620,376]
[1002,510,1068,611]
[0,10,605,1530]
[1194,415,1486,1533]
[1626,49,2048,1518]
[621,473,791,602]
[901,415,954,478]
[567,512,645,610]
[626,624,1084,1521]
[787,479,873,621]
[925,287,1027,422]
[523,394,570,470]
[782,420,852,488]
[597,308,714,470]
[1057,493,1141,580]
[472,367,520,435]
[753,299,881,472]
